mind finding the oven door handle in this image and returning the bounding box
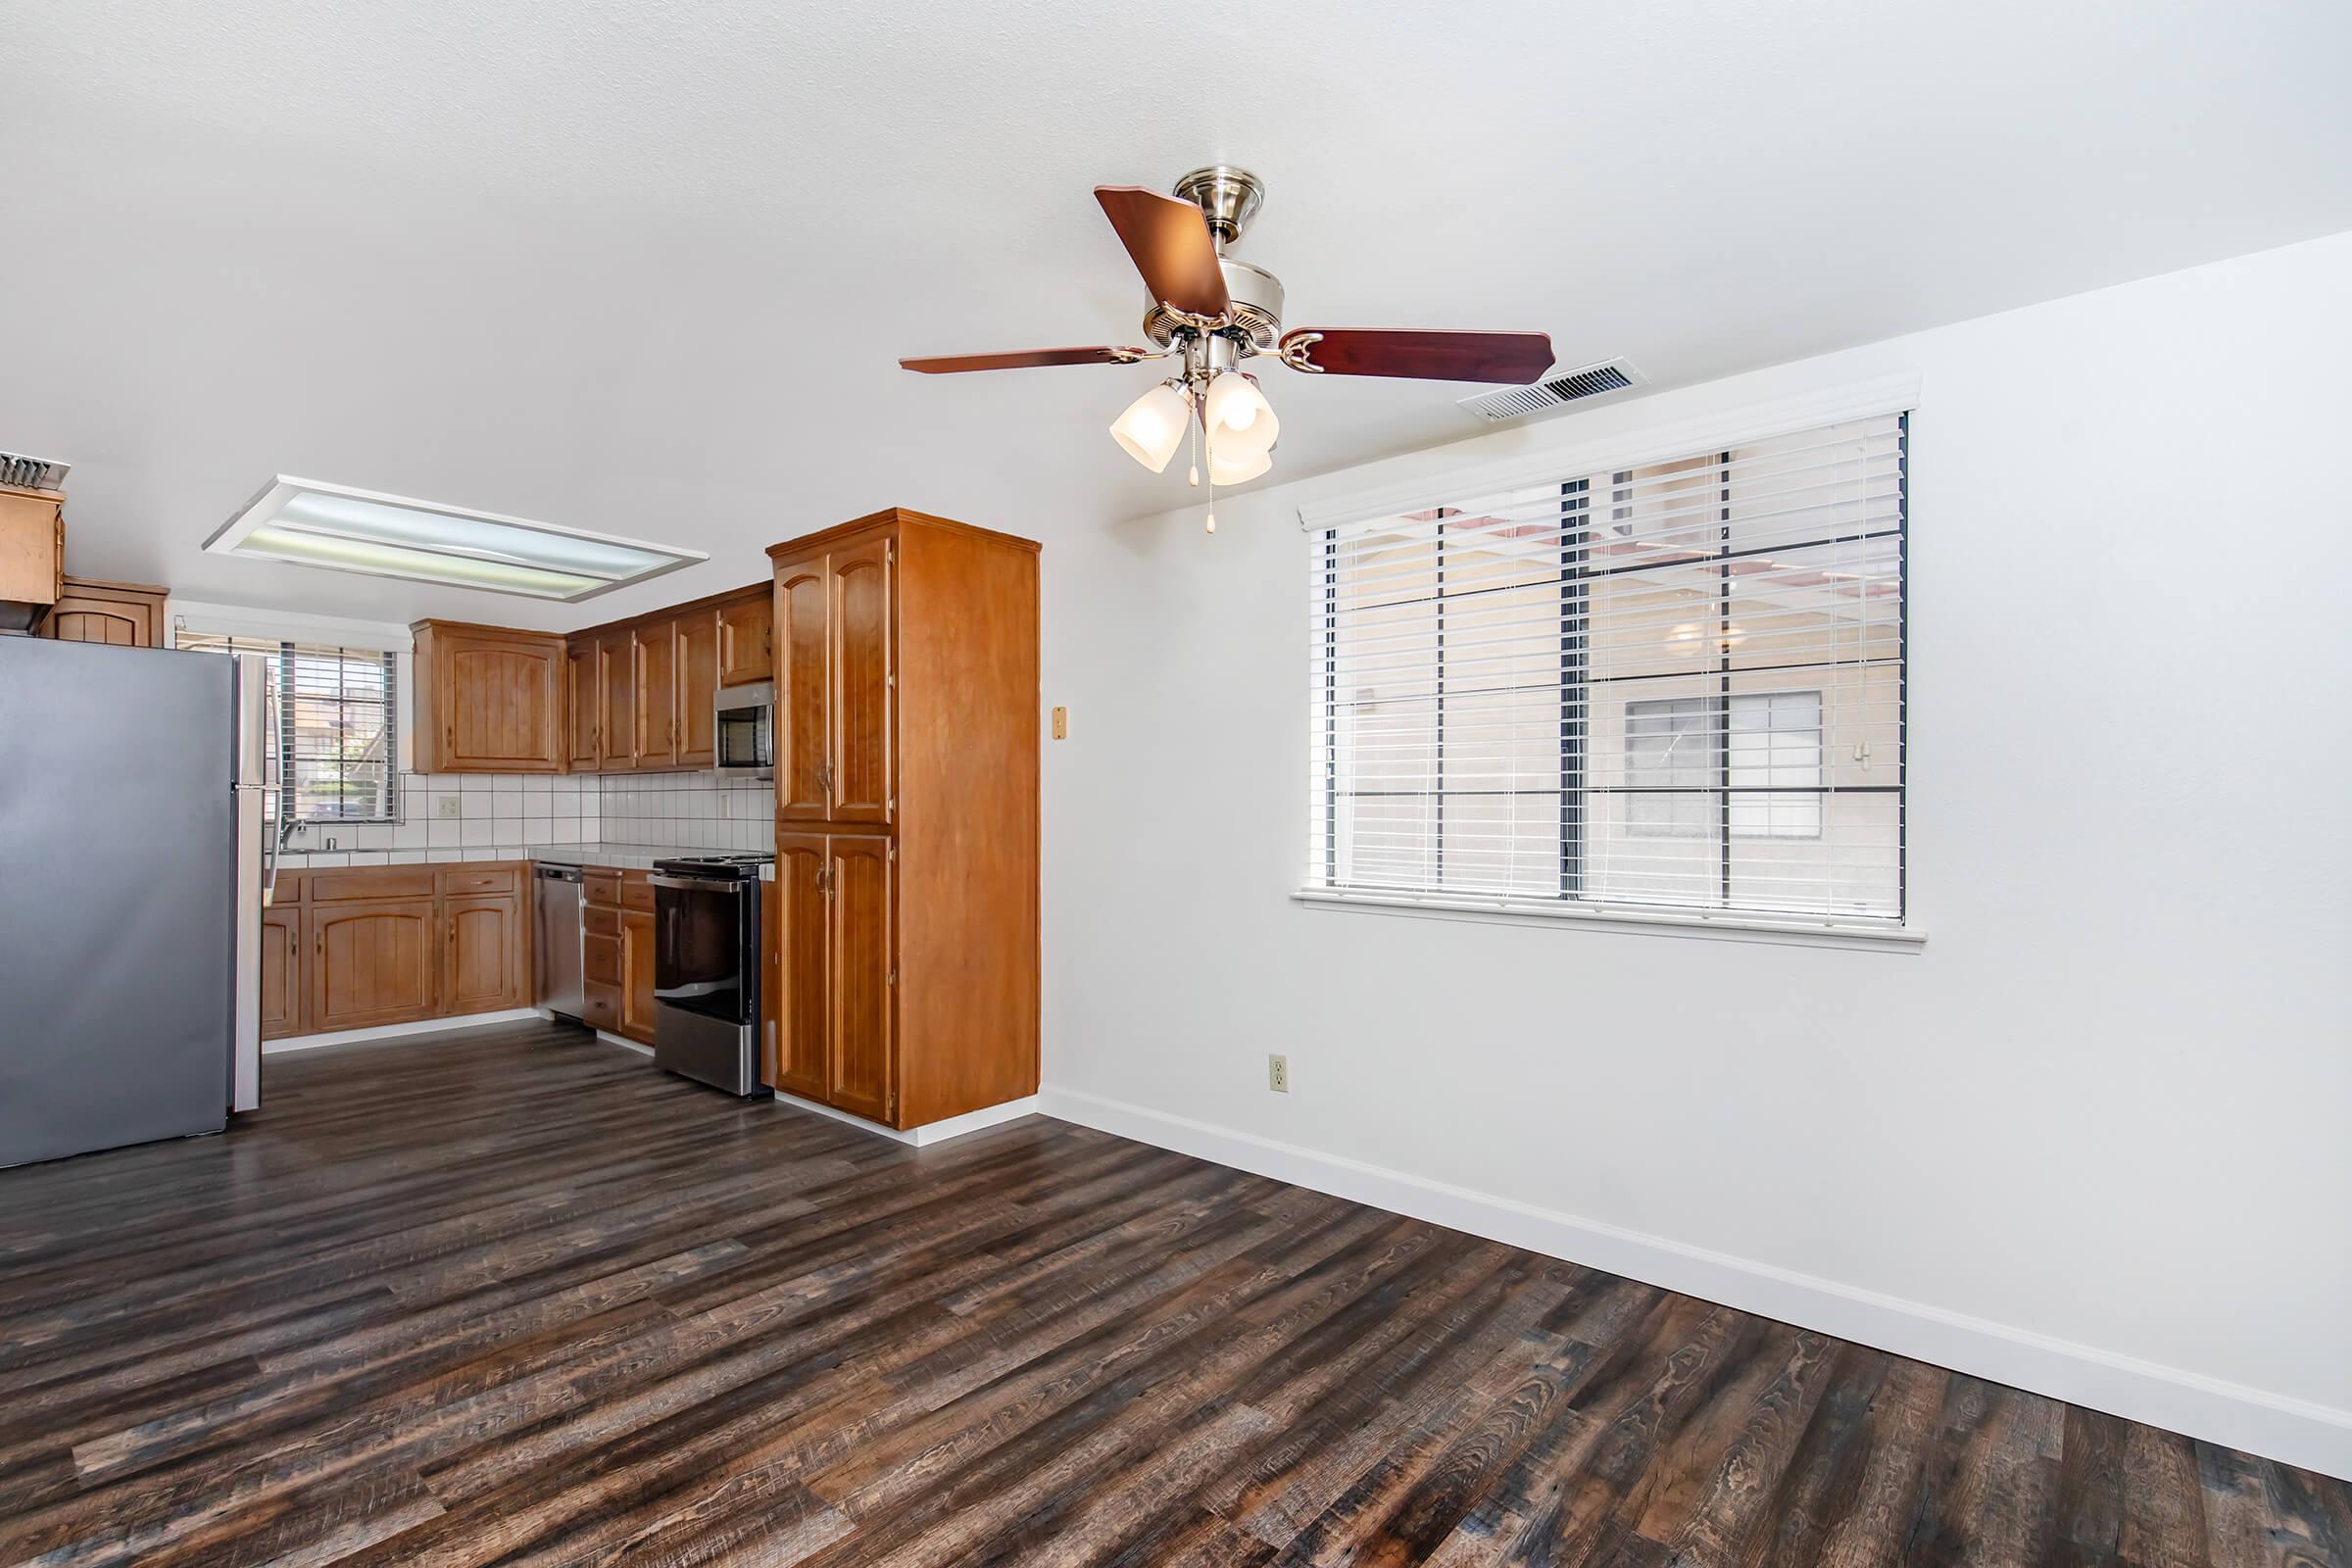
[651,875,749,894]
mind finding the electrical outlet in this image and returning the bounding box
[436,795,463,819]
[1267,1054,1290,1093]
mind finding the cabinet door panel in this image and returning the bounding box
[717,594,772,685]
[619,906,658,1044]
[308,901,437,1031]
[261,906,301,1040]
[564,640,601,771]
[446,643,562,770]
[827,834,893,1122]
[770,832,827,1099]
[600,633,636,770]
[773,555,830,821]
[444,894,523,1014]
[635,620,678,769]
[48,608,142,645]
[676,612,718,767]
[829,540,893,823]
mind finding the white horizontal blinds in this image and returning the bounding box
[177,634,401,824]
[1310,411,1906,921]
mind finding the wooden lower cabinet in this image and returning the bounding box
[308,899,439,1032]
[443,893,526,1014]
[771,830,894,1121]
[260,903,302,1041]
[582,868,658,1046]
[619,905,658,1044]
[271,863,529,1039]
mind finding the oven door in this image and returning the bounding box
[713,680,774,778]
[652,875,752,1026]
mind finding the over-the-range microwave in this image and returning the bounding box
[713,680,773,779]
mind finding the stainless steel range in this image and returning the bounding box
[650,853,773,1096]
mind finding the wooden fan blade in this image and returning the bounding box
[899,346,1140,373]
[1094,186,1231,318]
[1279,328,1555,383]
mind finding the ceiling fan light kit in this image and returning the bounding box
[901,165,1557,533]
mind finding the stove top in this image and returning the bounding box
[653,852,775,880]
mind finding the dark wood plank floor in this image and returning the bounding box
[2,1022,2344,1567]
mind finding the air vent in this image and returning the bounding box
[1456,359,1646,423]
[0,451,70,490]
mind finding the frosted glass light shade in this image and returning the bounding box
[204,476,706,602]
[1202,371,1273,439]
[1109,383,1191,473]
[1205,436,1274,486]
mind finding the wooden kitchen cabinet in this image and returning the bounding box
[762,509,1039,1130]
[43,577,168,647]
[769,834,828,1100]
[0,484,65,630]
[307,898,439,1032]
[260,903,303,1041]
[598,631,636,772]
[270,862,529,1041]
[411,621,564,774]
[676,611,718,767]
[564,638,602,770]
[716,593,772,686]
[633,619,678,770]
[442,892,526,1015]
[619,904,658,1044]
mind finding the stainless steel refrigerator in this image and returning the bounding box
[0,637,271,1167]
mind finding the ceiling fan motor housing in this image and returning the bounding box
[1144,256,1285,351]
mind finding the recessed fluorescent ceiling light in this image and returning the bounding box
[204,477,706,602]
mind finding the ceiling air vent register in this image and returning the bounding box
[1457,359,1646,423]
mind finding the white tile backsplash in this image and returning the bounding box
[276,767,757,859]
[593,769,772,853]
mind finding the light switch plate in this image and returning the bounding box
[1052,706,1068,740]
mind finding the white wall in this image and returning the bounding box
[1037,229,2352,1477]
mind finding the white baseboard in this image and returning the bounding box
[263,1009,540,1054]
[772,1090,1041,1148]
[1038,1083,2352,1483]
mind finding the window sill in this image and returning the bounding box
[1293,888,1926,952]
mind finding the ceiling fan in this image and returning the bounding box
[899,165,1554,531]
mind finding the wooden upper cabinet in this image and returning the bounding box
[599,631,637,771]
[564,639,601,771]
[829,539,894,824]
[774,553,831,821]
[826,833,895,1122]
[44,577,168,647]
[770,832,829,1100]
[308,899,438,1031]
[412,622,564,774]
[443,893,525,1014]
[0,486,65,628]
[633,618,678,769]
[676,611,718,768]
[716,592,772,686]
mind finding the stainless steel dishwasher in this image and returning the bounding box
[533,863,585,1022]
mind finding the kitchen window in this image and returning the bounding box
[1307,410,1905,925]
[175,633,401,824]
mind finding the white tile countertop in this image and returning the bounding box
[276,842,743,872]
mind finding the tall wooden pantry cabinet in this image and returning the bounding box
[764,508,1040,1131]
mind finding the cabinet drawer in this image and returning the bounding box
[583,904,619,939]
[580,983,619,1032]
[439,865,518,897]
[620,872,656,911]
[583,870,621,907]
[268,871,305,907]
[583,933,622,987]
[309,868,437,903]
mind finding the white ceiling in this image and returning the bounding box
[4,0,2348,631]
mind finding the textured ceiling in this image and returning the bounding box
[4,0,2349,630]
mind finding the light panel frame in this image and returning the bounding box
[205,475,707,603]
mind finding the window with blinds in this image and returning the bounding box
[175,633,402,824]
[1308,411,1906,924]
